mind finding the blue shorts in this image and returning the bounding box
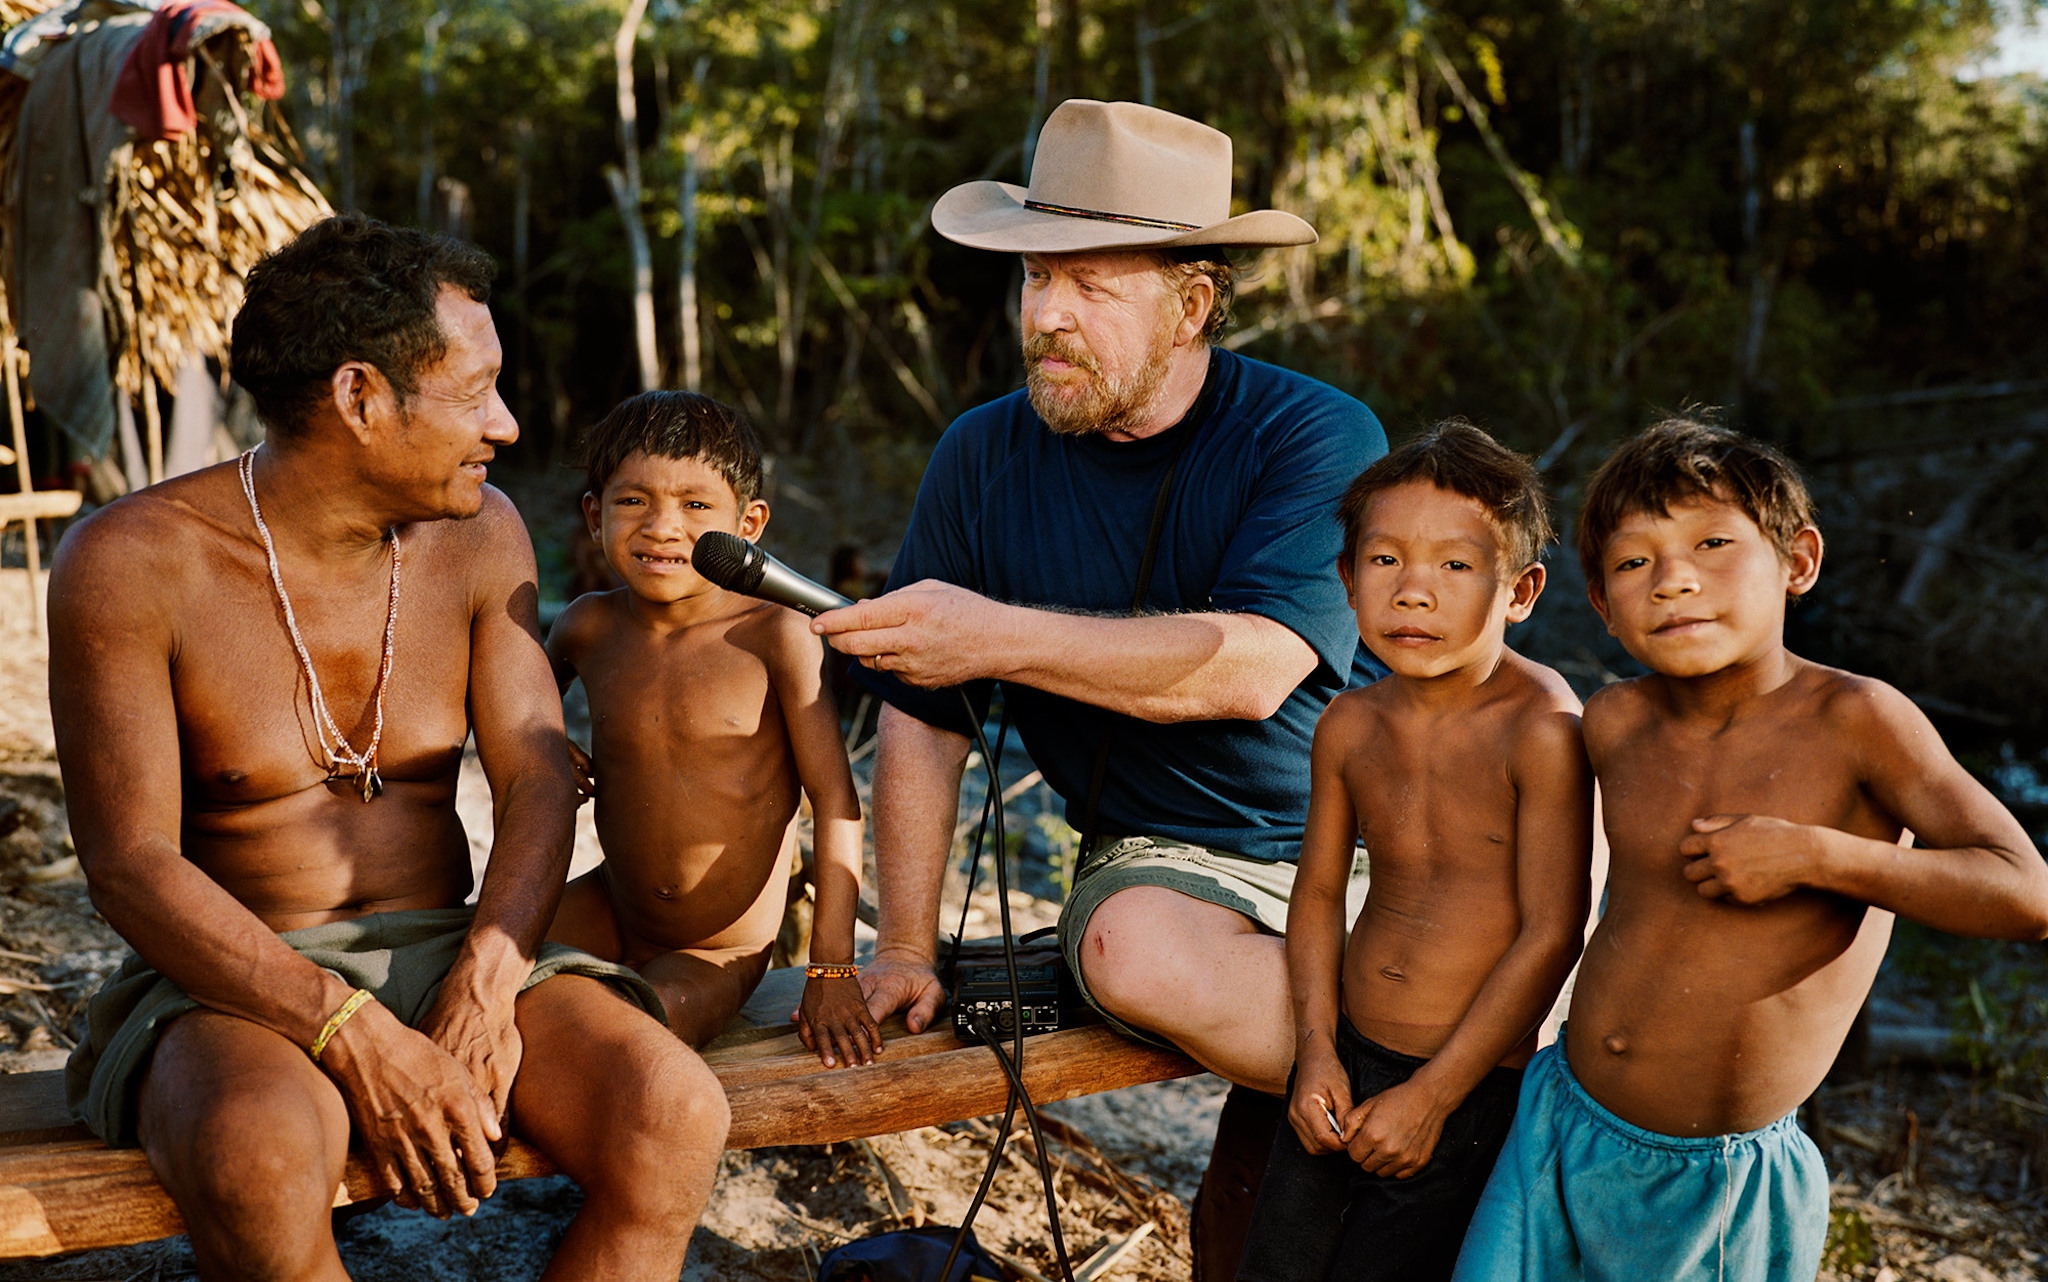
[1450,1041,1828,1282]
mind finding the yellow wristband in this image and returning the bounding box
[805,963,860,980]
[310,988,375,1062]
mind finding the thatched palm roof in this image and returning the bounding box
[1,0,328,450]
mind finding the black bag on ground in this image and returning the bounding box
[816,1226,1001,1282]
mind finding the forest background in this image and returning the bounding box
[250,0,2048,728]
[171,0,2048,1084]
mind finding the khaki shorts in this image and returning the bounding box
[1055,835,1368,1047]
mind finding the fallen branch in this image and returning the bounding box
[1416,25,1580,271]
[1075,1221,1154,1281]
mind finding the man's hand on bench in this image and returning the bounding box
[861,950,947,1037]
[319,999,503,1218]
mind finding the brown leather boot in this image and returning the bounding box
[1190,1083,1285,1281]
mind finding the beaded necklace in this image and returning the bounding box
[238,447,401,802]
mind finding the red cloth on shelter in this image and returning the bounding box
[109,1,283,142]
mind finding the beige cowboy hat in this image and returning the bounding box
[933,99,1317,254]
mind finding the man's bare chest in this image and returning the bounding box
[172,571,474,801]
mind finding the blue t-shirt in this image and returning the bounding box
[860,348,1388,863]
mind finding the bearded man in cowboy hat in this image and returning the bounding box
[814,99,1389,1268]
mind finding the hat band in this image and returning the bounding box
[1023,199,1201,232]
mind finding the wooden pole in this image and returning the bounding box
[2,338,42,636]
[139,385,162,487]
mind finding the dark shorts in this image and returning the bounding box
[1237,1018,1522,1282]
[65,906,668,1146]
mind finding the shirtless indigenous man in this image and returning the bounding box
[544,391,875,1064]
[1452,418,2048,1282]
[50,214,726,1282]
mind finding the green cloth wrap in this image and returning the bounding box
[65,906,667,1146]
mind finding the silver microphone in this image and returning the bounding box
[690,531,853,617]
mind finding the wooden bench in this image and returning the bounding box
[0,488,81,638]
[0,963,1198,1259]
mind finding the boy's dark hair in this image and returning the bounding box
[1576,416,1816,585]
[1337,419,1554,572]
[231,213,496,436]
[579,390,763,505]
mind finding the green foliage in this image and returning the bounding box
[1824,1205,1876,1272]
[1961,970,2048,1097]
[1886,920,2048,1102]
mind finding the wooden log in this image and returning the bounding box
[719,1024,1197,1150]
[0,491,82,523]
[0,1022,1197,1258]
[0,1073,69,1145]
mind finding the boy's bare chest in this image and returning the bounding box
[1601,721,1864,838]
[581,628,778,744]
[1345,732,1517,864]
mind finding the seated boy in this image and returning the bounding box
[1454,418,2048,1281]
[545,391,879,1067]
[1238,421,1595,1282]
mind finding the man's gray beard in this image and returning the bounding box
[1023,331,1177,437]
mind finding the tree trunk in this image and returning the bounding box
[1056,0,1080,104]
[513,116,535,439]
[1135,3,1155,106]
[764,130,795,430]
[331,4,355,210]
[609,0,658,392]
[677,57,709,392]
[787,0,872,444]
[417,8,448,228]
[1026,0,1053,176]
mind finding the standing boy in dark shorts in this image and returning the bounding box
[1453,418,2048,1281]
[1238,422,1595,1282]
[544,391,879,1067]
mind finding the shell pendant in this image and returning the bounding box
[328,757,383,802]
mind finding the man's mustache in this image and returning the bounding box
[1023,333,1101,375]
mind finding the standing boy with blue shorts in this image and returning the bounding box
[1454,418,2048,1281]
[1238,422,1595,1282]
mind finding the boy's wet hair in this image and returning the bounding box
[579,391,763,505]
[1337,419,1554,572]
[1576,416,1815,585]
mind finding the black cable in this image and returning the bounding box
[945,1074,1021,1271]
[939,687,1074,1282]
[941,700,1008,992]
[973,1014,1073,1278]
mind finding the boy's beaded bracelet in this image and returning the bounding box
[804,963,860,980]
[310,988,376,1062]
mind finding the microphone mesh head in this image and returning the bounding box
[689,531,759,593]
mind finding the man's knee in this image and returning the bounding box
[582,1038,729,1216]
[623,1040,730,1152]
[139,1021,346,1273]
[517,981,728,1200]
[1078,886,1212,1016]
